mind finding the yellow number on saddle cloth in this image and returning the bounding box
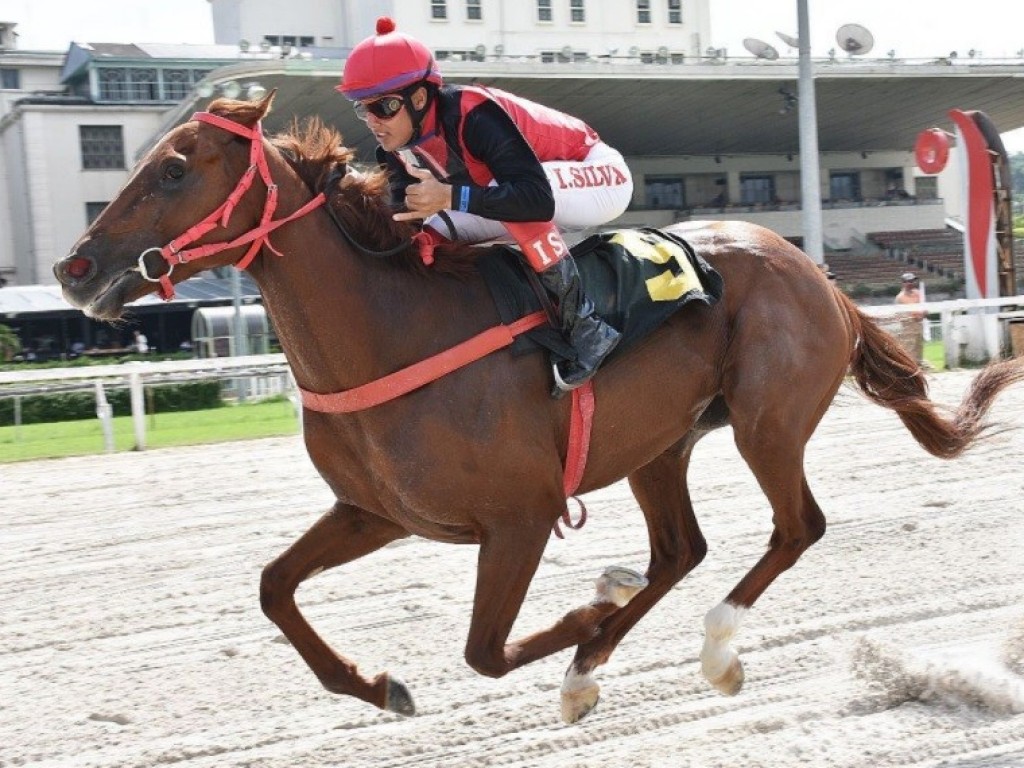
[610,230,702,302]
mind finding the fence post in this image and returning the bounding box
[129,371,146,451]
[13,394,22,441]
[94,380,115,453]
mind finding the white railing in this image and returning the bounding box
[0,354,295,451]
[860,293,1024,367]
[5,294,1024,452]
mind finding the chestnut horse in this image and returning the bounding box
[54,96,1024,723]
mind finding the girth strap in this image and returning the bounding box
[300,311,547,412]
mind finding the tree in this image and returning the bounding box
[1010,151,1024,200]
[0,323,21,361]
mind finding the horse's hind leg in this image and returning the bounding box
[561,435,709,723]
[700,393,830,696]
[259,502,411,713]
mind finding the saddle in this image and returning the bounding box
[478,227,724,363]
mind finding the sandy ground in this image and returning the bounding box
[2,370,1024,768]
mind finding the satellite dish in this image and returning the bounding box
[657,45,670,58]
[560,45,573,59]
[474,43,486,57]
[775,31,800,49]
[836,23,874,56]
[743,38,779,60]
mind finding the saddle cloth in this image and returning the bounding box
[477,227,724,361]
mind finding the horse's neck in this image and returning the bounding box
[248,205,495,396]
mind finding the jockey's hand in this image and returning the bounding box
[393,166,452,222]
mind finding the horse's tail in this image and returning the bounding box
[836,290,1024,459]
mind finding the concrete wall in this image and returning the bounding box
[682,200,946,248]
[209,0,711,59]
[0,105,166,285]
[211,0,392,48]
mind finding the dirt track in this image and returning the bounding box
[3,370,1023,768]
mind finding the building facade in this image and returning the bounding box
[208,0,711,62]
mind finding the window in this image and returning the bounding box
[80,126,125,170]
[466,0,482,20]
[644,177,685,209]
[915,176,938,200]
[829,172,861,201]
[0,68,19,89]
[98,69,128,100]
[85,202,109,225]
[537,0,552,22]
[570,0,585,23]
[299,36,314,47]
[636,0,651,24]
[163,69,192,101]
[740,175,776,205]
[436,49,485,62]
[127,68,158,100]
[431,0,447,19]
[97,68,159,101]
[668,0,682,24]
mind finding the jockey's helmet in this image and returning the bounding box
[337,17,443,101]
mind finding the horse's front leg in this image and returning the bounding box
[463,517,645,717]
[260,502,411,714]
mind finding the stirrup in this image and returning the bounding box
[552,362,587,393]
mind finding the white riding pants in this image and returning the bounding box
[426,142,634,243]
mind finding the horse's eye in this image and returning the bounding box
[163,162,185,181]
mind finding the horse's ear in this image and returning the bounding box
[256,88,277,119]
[208,88,277,128]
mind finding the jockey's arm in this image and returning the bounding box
[456,100,555,223]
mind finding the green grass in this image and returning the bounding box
[923,339,945,371]
[0,398,300,463]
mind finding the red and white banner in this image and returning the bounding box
[948,109,999,299]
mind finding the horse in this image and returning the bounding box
[54,94,1024,724]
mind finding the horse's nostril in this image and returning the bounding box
[66,257,93,278]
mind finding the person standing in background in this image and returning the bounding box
[895,272,925,364]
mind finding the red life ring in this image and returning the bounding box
[915,128,951,174]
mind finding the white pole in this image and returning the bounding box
[129,371,146,451]
[94,380,115,453]
[796,0,824,265]
[232,268,250,402]
[920,280,932,341]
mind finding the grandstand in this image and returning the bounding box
[821,228,1023,299]
[868,229,965,281]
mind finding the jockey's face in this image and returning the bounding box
[362,87,427,152]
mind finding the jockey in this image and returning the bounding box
[337,17,634,392]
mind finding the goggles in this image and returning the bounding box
[353,94,405,122]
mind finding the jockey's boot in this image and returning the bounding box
[538,256,621,393]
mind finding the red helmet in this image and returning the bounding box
[337,17,443,100]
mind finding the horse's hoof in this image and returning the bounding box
[561,679,600,724]
[702,654,745,696]
[384,674,416,716]
[595,566,648,608]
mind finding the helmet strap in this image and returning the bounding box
[401,84,435,146]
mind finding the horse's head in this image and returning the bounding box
[54,94,277,320]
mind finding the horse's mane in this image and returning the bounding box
[249,108,482,277]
